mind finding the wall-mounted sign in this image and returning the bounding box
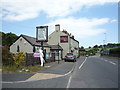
[60,36,68,43]
[36,26,48,42]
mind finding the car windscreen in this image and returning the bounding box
[67,53,73,56]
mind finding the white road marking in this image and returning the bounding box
[109,61,116,65]
[102,59,117,65]
[66,75,72,88]
[79,57,87,69]
[104,60,108,62]
[67,57,87,88]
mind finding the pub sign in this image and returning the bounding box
[36,26,48,42]
[60,36,68,43]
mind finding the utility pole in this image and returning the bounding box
[104,33,107,44]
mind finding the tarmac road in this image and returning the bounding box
[68,55,118,88]
[2,55,118,88]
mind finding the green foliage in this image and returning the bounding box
[1,32,18,46]
[86,48,99,56]
[2,46,14,66]
[107,43,120,48]
[93,45,98,48]
[109,48,120,54]
[13,51,25,67]
[2,65,18,73]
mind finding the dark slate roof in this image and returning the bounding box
[50,45,63,50]
[21,34,50,47]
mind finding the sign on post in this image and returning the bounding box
[33,53,40,58]
[36,26,48,42]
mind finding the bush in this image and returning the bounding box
[13,51,25,67]
[109,48,120,54]
[2,46,14,66]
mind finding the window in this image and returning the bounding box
[17,45,20,52]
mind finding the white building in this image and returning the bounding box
[48,24,79,58]
[10,34,50,54]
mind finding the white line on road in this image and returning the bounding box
[104,60,108,62]
[67,57,87,88]
[102,58,116,65]
[66,61,77,88]
[103,59,116,65]
[109,61,116,65]
[79,57,87,69]
[66,75,72,88]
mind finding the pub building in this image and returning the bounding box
[10,24,79,61]
[48,24,79,60]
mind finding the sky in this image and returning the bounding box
[1,0,119,48]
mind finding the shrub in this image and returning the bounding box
[13,51,25,67]
[109,48,120,54]
[2,46,14,66]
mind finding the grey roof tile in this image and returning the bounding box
[21,34,49,47]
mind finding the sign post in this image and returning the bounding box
[36,26,48,65]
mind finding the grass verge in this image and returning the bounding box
[2,65,45,74]
[101,55,120,60]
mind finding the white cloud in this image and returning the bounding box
[2,0,119,21]
[45,17,114,39]
[110,19,117,23]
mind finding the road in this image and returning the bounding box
[2,55,118,88]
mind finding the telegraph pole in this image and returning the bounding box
[104,33,107,44]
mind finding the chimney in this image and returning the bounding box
[55,24,60,31]
[72,35,74,39]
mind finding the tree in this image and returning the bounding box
[98,45,103,48]
[80,46,84,49]
[89,46,91,49]
[93,45,98,48]
[1,32,18,46]
[2,46,14,66]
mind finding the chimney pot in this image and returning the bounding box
[55,24,60,31]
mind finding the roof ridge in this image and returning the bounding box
[21,34,36,39]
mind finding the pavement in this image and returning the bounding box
[2,59,75,82]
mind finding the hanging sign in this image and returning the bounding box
[36,26,48,42]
